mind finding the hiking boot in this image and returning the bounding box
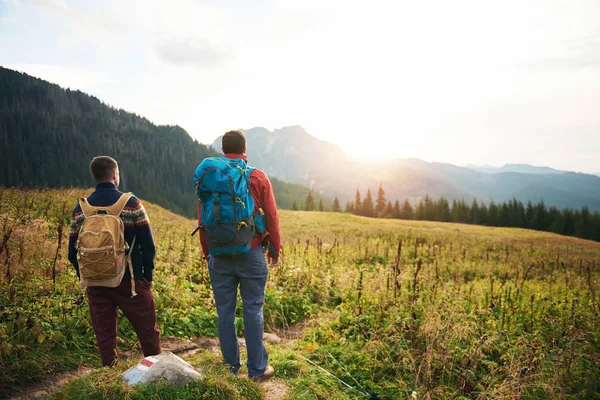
[252,365,275,382]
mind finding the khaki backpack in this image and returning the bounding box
[76,193,137,297]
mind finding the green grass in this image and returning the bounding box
[48,345,356,400]
[2,187,600,399]
[49,357,264,400]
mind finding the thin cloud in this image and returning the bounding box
[522,25,600,70]
[23,0,132,55]
[527,51,600,70]
[57,11,132,52]
[27,0,66,15]
[29,0,65,8]
[155,37,228,68]
[528,35,600,70]
[3,63,114,94]
[567,33,600,68]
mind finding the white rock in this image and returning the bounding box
[122,352,202,386]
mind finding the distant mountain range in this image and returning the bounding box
[465,164,567,175]
[212,127,600,211]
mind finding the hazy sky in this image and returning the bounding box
[1,0,599,172]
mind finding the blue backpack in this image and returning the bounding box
[193,157,257,257]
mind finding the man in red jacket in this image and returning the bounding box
[198,130,280,382]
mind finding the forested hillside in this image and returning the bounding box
[0,67,313,216]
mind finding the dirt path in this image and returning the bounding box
[9,334,290,400]
[8,367,94,400]
[260,380,289,400]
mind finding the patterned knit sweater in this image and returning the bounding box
[68,182,156,281]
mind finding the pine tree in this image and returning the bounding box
[362,189,375,217]
[471,199,479,224]
[400,199,413,219]
[304,191,316,211]
[435,197,451,222]
[332,197,341,212]
[488,201,499,226]
[292,200,298,211]
[345,201,354,213]
[451,199,459,222]
[574,206,591,238]
[375,184,387,215]
[318,199,325,212]
[549,206,564,234]
[393,200,401,218]
[525,201,534,228]
[478,203,488,225]
[415,199,425,220]
[532,200,547,230]
[355,188,362,212]
[423,194,434,220]
[457,200,470,223]
[384,200,393,218]
[591,211,600,241]
[563,208,575,236]
[516,199,526,228]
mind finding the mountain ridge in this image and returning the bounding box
[466,163,568,175]
[212,126,600,211]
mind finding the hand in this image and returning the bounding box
[268,255,280,267]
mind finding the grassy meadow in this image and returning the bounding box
[0,187,599,399]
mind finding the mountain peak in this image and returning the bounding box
[243,127,271,136]
[274,125,308,135]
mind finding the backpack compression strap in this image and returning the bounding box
[78,198,95,218]
[78,192,134,218]
[191,200,201,236]
[106,193,134,216]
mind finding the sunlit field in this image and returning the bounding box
[1,187,599,399]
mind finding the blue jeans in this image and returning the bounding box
[208,246,269,377]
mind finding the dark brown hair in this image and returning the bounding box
[90,156,118,182]
[222,130,246,154]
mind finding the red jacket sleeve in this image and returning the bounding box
[198,200,209,258]
[250,170,281,258]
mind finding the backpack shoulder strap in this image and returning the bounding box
[106,192,134,216]
[79,198,96,218]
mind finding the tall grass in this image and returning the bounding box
[1,188,599,399]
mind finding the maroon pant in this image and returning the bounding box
[86,278,161,366]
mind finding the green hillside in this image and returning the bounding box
[0,67,315,216]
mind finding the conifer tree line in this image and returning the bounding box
[302,184,600,242]
[292,190,329,212]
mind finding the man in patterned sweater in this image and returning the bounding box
[68,156,161,366]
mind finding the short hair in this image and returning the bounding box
[90,156,118,182]
[222,130,246,154]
